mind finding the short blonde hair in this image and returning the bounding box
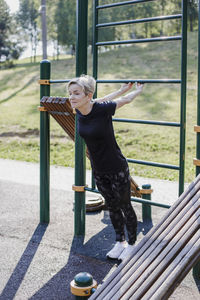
[68,75,96,95]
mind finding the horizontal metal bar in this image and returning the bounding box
[47,78,182,85]
[97,14,182,28]
[49,79,70,84]
[112,118,180,127]
[127,158,180,170]
[84,187,171,208]
[96,36,182,46]
[97,0,155,9]
[96,79,181,84]
[131,196,171,208]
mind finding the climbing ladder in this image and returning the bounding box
[92,0,187,196]
[38,0,187,233]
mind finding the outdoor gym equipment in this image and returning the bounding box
[89,174,200,300]
[39,96,141,198]
[39,0,186,229]
[38,0,200,295]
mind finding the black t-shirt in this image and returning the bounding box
[76,101,128,173]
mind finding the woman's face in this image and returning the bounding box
[68,83,89,110]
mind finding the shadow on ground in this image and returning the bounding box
[0,208,199,300]
[0,210,154,300]
[0,224,48,300]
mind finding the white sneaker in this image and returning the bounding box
[118,244,135,261]
[106,242,128,259]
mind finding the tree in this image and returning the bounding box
[0,0,11,61]
[188,0,198,32]
[46,0,76,60]
[17,0,39,62]
[0,0,23,64]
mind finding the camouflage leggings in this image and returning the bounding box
[94,167,137,245]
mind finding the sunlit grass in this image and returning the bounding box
[0,32,198,183]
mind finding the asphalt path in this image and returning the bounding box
[0,159,199,299]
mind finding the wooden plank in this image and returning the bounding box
[194,125,200,132]
[42,97,75,140]
[57,99,75,137]
[123,210,200,299]
[161,249,200,300]
[90,176,200,300]
[148,232,200,300]
[51,101,74,139]
[92,191,200,300]
[104,195,200,300]
[193,158,200,167]
[45,99,74,139]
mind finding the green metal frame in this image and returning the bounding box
[40,60,51,223]
[38,0,200,282]
[39,0,188,232]
[193,0,200,283]
[92,0,187,198]
[74,0,88,236]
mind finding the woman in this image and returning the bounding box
[68,75,143,261]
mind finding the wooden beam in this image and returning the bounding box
[194,125,200,132]
[38,106,48,112]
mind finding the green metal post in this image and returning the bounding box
[74,0,88,236]
[196,1,200,178]
[193,0,200,282]
[179,0,187,196]
[93,0,99,82]
[40,60,51,223]
[91,0,99,190]
[141,184,152,222]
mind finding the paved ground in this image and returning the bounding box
[0,158,199,299]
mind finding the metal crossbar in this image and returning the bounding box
[49,79,70,84]
[97,79,181,84]
[113,118,180,127]
[97,0,155,10]
[85,187,171,209]
[127,158,179,170]
[97,14,182,28]
[96,35,182,46]
[49,79,181,84]
[93,0,187,196]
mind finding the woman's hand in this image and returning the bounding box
[135,82,143,92]
[115,81,144,109]
[119,82,134,94]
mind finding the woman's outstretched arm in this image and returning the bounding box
[94,82,134,103]
[115,82,143,109]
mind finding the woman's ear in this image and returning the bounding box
[87,92,93,100]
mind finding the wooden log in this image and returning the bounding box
[148,231,200,300]
[58,99,75,137]
[161,248,200,300]
[45,98,67,129]
[104,194,200,300]
[123,209,200,299]
[90,177,200,300]
[51,101,74,139]
[43,97,75,140]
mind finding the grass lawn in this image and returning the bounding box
[0,31,198,183]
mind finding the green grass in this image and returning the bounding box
[0,32,198,182]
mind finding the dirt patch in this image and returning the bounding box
[0,129,69,139]
[0,129,39,138]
